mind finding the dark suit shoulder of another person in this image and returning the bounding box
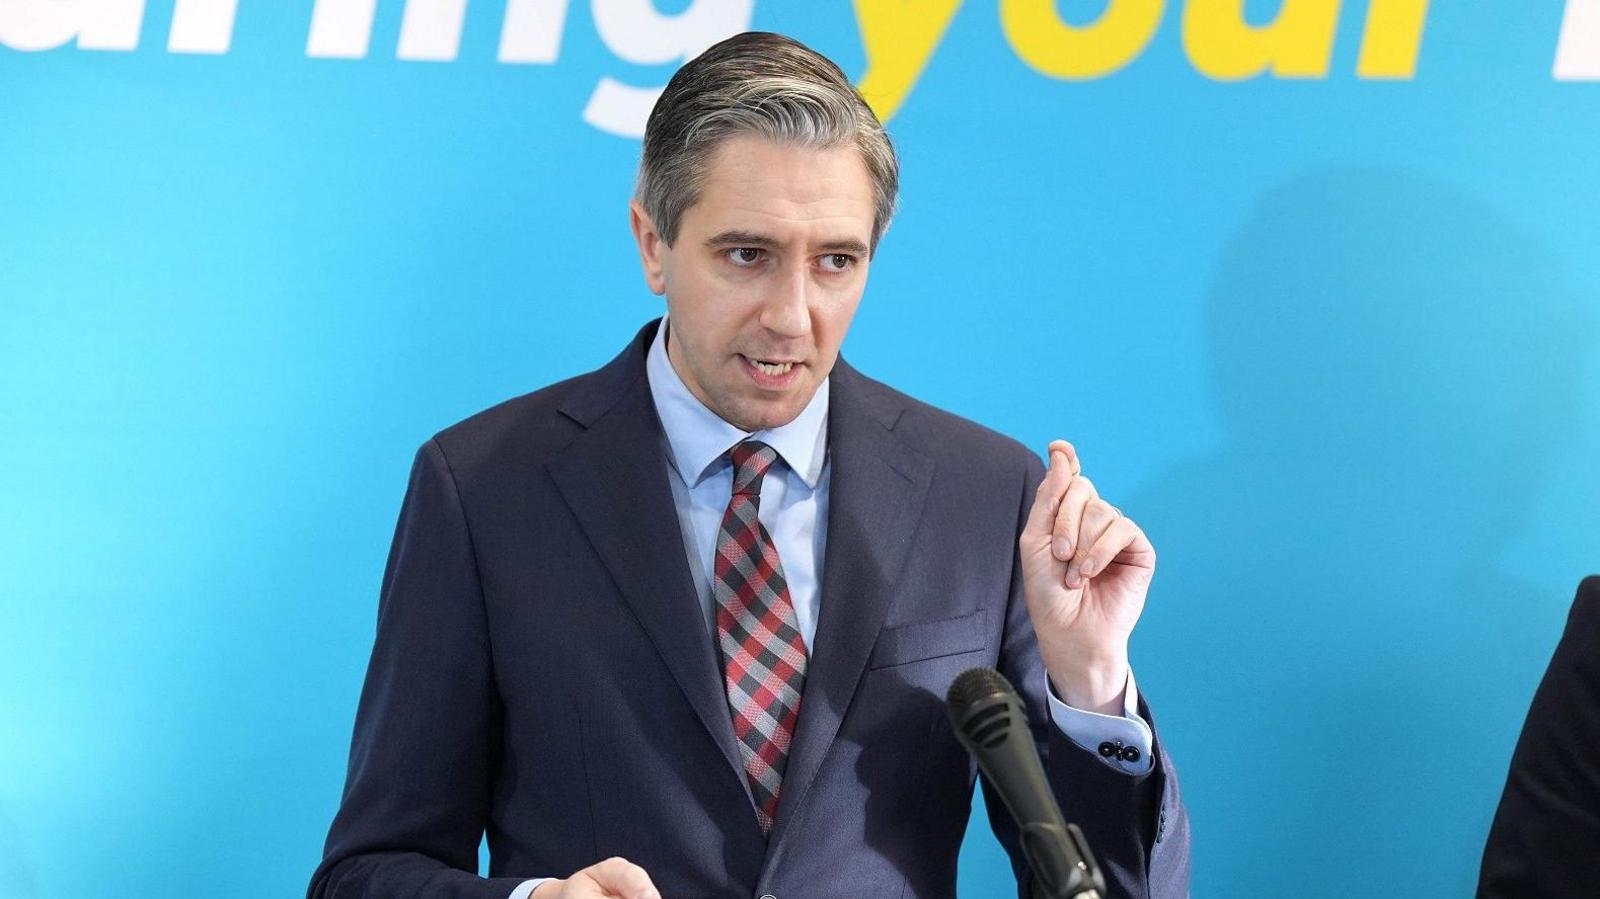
[1478,575,1600,898]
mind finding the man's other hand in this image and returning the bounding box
[530,857,661,899]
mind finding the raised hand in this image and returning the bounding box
[1018,439,1156,715]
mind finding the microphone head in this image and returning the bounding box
[947,666,1015,712]
[946,667,1023,750]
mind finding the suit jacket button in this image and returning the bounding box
[760,894,778,899]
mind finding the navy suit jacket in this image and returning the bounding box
[309,320,1190,898]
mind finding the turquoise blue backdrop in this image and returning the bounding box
[4,2,1598,896]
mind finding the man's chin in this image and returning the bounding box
[718,393,811,434]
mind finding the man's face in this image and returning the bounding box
[630,134,876,432]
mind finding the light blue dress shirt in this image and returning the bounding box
[510,320,1153,898]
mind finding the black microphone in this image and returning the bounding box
[946,667,1106,899]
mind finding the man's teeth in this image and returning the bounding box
[750,358,794,376]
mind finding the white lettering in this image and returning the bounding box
[591,0,749,65]
[397,0,467,61]
[584,0,753,138]
[583,78,663,138]
[306,0,378,59]
[0,0,145,52]
[168,0,238,54]
[499,0,569,64]
[1556,0,1600,79]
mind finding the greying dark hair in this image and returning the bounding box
[636,32,899,254]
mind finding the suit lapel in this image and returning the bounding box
[546,325,751,793]
[766,359,935,851]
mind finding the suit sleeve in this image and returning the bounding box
[308,439,527,899]
[985,454,1191,899]
[1478,576,1600,898]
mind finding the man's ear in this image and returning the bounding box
[629,199,667,296]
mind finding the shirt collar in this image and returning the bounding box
[645,317,829,489]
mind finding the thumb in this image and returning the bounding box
[582,857,660,899]
[1047,439,1080,477]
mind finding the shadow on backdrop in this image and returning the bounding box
[1130,166,1591,896]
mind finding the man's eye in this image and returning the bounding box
[726,248,764,266]
[819,253,855,273]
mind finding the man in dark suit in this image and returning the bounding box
[310,32,1189,899]
[1479,576,1600,897]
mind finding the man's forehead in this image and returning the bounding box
[685,135,875,243]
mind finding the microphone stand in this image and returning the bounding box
[1022,821,1104,899]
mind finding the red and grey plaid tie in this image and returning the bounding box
[713,440,809,836]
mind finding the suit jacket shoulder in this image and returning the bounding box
[1478,575,1600,898]
[426,323,653,491]
[831,361,1041,490]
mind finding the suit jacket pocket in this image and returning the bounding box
[866,608,988,669]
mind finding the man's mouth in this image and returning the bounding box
[739,354,803,385]
[748,358,795,376]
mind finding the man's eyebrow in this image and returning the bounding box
[817,238,870,255]
[705,230,781,249]
[704,231,870,256]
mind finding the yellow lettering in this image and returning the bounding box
[1183,0,1341,80]
[853,0,966,121]
[1000,0,1164,80]
[1356,0,1429,78]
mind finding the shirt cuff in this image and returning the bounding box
[510,878,555,899]
[1045,668,1155,775]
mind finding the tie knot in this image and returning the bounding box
[729,440,779,497]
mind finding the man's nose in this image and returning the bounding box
[757,265,812,339]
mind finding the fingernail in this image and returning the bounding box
[1064,564,1080,588]
[1052,536,1073,559]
